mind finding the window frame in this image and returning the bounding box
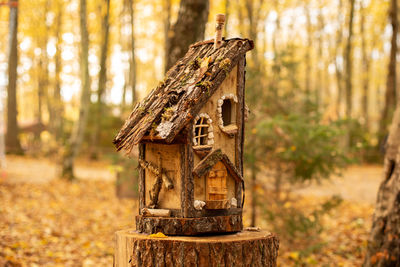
[217,94,238,135]
[192,113,214,147]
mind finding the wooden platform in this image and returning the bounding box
[136,214,242,235]
[114,229,279,267]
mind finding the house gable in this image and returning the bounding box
[113,38,253,153]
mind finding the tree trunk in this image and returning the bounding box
[6,0,23,154]
[244,0,264,67]
[360,0,370,130]
[115,229,279,267]
[36,0,50,143]
[316,3,325,110]
[380,0,398,141]
[61,0,91,180]
[128,0,136,104]
[224,0,230,36]
[163,0,171,74]
[364,106,400,266]
[304,2,312,108]
[165,0,209,71]
[52,0,64,145]
[334,0,344,117]
[90,0,110,160]
[344,0,355,120]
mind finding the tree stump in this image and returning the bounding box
[114,229,279,267]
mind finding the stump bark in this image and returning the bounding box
[114,229,279,267]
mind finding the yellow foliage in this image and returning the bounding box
[149,232,167,238]
[288,251,299,260]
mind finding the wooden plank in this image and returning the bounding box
[236,56,246,208]
[138,143,145,213]
[185,132,195,217]
[180,143,187,217]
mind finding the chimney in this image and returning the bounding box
[214,14,225,49]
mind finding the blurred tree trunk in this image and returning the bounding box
[163,0,171,73]
[316,3,325,109]
[224,0,230,36]
[360,0,370,130]
[52,0,64,145]
[244,0,265,228]
[236,0,245,36]
[304,3,312,108]
[128,0,136,105]
[90,0,111,160]
[380,0,398,141]
[36,0,50,143]
[244,0,264,66]
[165,0,209,71]
[364,106,400,266]
[334,0,344,117]
[344,0,355,120]
[61,0,91,180]
[6,0,23,154]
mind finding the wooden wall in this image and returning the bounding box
[144,143,181,209]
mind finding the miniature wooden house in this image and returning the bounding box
[114,15,253,235]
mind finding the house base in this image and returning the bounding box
[114,228,279,266]
[136,214,243,236]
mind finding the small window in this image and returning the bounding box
[217,94,238,135]
[194,117,209,146]
[222,99,232,126]
[193,113,213,147]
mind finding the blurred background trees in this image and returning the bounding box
[0,0,399,264]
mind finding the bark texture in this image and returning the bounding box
[165,0,209,71]
[380,0,398,140]
[6,0,23,154]
[136,215,242,236]
[115,229,279,267]
[364,107,400,266]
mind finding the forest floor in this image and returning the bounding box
[0,155,382,266]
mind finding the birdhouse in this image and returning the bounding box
[113,14,254,235]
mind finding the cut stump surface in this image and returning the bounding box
[114,228,279,267]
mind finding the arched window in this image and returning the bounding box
[193,113,214,147]
[217,94,238,135]
[221,99,232,126]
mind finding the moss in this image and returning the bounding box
[219,58,231,75]
[189,57,201,70]
[196,80,212,90]
[161,107,175,122]
[180,72,192,86]
[137,106,146,114]
[149,122,158,136]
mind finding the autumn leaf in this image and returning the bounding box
[149,232,167,238]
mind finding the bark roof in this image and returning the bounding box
[113,38,254,153]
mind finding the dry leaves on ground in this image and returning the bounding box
[0,179,135,266]
[0,175,374,266]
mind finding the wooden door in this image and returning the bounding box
[207,161,227,201]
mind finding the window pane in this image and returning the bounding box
[222,100,232,126]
